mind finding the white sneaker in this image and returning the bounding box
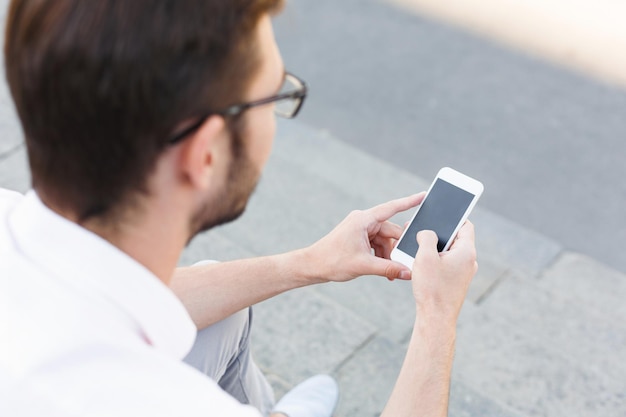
[272,374,339,417]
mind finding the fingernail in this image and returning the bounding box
[399,270,411,280]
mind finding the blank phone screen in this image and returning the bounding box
[397,179,475,254]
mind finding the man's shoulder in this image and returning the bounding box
[0,188,24,228]
[3,341,262,417]
[0,187,24,206]
[0,188,23,259]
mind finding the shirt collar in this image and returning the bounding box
[8,191,197,359]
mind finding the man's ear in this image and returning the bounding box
[178,115,227,190]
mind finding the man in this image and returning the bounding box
[0,1,477,416]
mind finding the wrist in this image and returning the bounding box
[413,290,465,328]
[280,247,328,287]
[413,308,458,352]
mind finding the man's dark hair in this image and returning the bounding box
[4,0,283,222]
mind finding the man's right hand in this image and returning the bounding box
[380,222,477,417]
[411,222,478,324]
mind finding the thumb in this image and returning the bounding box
[370,257,412,280]
[414,230,439,267]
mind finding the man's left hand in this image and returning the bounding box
[303,193,425,283]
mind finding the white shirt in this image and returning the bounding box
[0,189,261,417]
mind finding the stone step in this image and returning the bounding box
[455,301,626,417]
[0,146,28,192]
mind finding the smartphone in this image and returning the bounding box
[390,167,484,269]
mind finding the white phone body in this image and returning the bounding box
[390,167,484,269]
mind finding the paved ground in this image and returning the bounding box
[271,0,626,275]
[1,2,626,416]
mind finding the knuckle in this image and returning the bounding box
[468,252,477,268]
[460,247,477,271]
[348,209,363,219]
[384,264,397,279]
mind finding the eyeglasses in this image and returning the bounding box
[167,72,308,144]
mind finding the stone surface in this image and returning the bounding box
[252,286,376,386]
[471,207,563,276]
[0,119,22,157]
[334,333,523,417]
[467,255,509,304]
[539,252,626,320]
[0,146,28,192]
[334,336,405,417]
[454,308,626,417]
[449,380,524,417]
[481,272,626,383]
[0,58,22,156]
[273,121,430,210]
[316,277,416,344]
[0,6,22,156]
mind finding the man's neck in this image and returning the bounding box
[39,192,187,285]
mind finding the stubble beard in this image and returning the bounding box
[187,122,260,242]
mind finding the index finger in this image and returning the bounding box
[369,192,425,223]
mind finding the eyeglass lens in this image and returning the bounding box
[274,74,303,118]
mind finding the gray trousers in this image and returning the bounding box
[183,307,275,416]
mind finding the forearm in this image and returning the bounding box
[170,248,322,329]
[381,314,457,417]
[169,194,426,329]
